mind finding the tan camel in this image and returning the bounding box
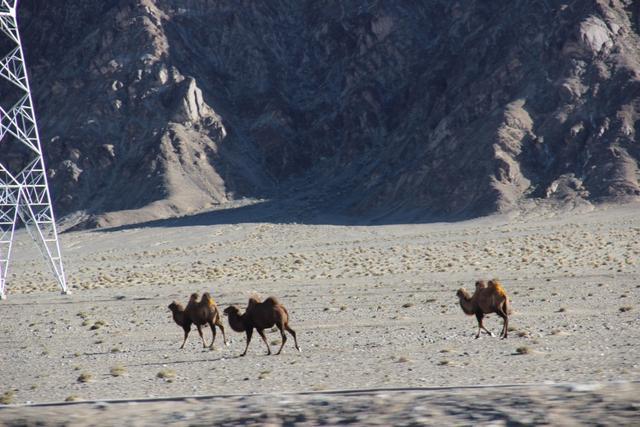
[456,279,510,339]
[168,292,228,349]
[223,296,301,356]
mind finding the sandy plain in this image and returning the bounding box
[0,201,639,424]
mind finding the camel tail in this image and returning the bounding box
[504,298,512,315]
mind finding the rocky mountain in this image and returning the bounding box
[10,0,640,227]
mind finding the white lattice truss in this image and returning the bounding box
[0,1,68,298]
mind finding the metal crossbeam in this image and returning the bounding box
[0,3,69,299]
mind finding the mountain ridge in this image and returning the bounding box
[10,0,640,228]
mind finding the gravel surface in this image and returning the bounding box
[1,202,639,424]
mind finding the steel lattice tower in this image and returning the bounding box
[0,0,68,299]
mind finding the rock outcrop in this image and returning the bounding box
[10,0,640,227]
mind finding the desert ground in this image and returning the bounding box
[0,201,639,424]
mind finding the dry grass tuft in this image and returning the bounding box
[110,364,126,377]
[619,306,632,312]
[516,346,531,355]
[557,307,567,313]
[157,369,176,381]
[90,320,107,330]
[77,372,93,383]
[402,302,414,308]
[0,391,15,405]
[258,370,271,380]
[65,395,79,402]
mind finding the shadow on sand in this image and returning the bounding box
[96,196,478,233]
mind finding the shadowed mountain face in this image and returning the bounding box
[13,0,640,227]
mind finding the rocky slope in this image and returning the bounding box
[11,0,640,227]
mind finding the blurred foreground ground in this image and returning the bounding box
[0,382,638,426]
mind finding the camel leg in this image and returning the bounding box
[216,319,229,346]
[497,308,508,339]
[208,320,217,349]
[475,313,493,338]
[285,324,301,352]
[180,328,190,349]
[240,329,253,357]
[275,325,287,355]
[257,329,271,355]
[196,324,207,348]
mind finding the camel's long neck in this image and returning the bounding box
[458,295,475,315]
[172,310,185,325]
[227,311,246,332]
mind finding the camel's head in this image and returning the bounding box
[168,301,181,312]
[223,306,239,317]
[456,288,471,300]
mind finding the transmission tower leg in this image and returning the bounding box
[0,2,70,297]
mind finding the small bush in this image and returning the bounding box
[402,302,414,308]
[65,395,79,402]
[515,346,531,355]
[619,306,632,312]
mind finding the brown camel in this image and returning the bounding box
[223,296,301,356]
[168,292,228,349]
[168,301,192,349]
[456,279,510,339]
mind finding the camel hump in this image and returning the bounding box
[247,297,261,311]
[263,296,280,306]
[488,280,507,298]
[203,292,215,306]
